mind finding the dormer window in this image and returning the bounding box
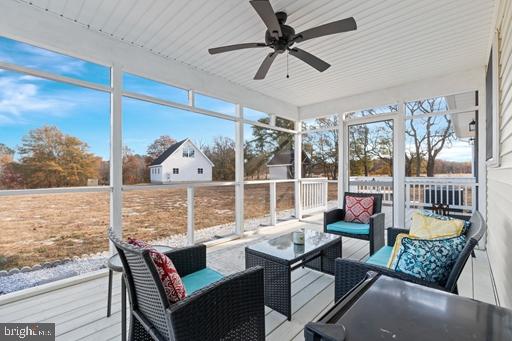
[182,146,195,158]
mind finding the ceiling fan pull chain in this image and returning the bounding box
[286,51,290,78]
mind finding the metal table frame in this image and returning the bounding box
[245,237,341,321]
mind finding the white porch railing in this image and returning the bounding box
[405,177,478,212]
[296,176,478,219]
[349,177,393,204]
[300,178,329,215]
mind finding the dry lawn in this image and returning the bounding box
[1,183,329,270]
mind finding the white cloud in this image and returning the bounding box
[437,140,473,162]
[0,75,74,124]
[405,139,473,163]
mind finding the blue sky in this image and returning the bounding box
[0,36,248,160]
[0,36,471,163]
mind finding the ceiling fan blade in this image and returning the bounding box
[250,0,282,38]
[289,48,330,72]
[293,17,357,43]
[254,52,278,80]
[208,43,267,55]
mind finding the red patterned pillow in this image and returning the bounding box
[127,238,186,302]
[344,196,375,224]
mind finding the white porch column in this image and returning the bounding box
[235,104,244,235]
[393,105,406,228]
[110,63,123,246]
[477,82,487,248]
[337,113,344,208]
[294,121,302,219]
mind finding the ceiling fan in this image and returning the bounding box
[208,0,357,80]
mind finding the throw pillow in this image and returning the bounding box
[386,233,411,268]
[127,238,186,302]
[389,235,467,286]
[410,211,464,239]
[344,196,375,224]
[419,210,472,234]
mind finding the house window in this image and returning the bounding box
[173,168,179,174]
[183,146,195,158]
[197,168,203,174]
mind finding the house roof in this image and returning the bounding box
[150,139,187,166]
[150,138,214,166]
[267,149,311,166]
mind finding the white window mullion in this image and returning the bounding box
[235,104,244,235]
[394,103,406,228]
[294,121,302,220]
[110,63,123,246]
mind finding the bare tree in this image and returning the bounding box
[405,98,454,176]
[146,135,177,160]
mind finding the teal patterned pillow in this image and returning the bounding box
[420,210,471,234]
[390,235,466,286]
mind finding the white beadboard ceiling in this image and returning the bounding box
[16,0,496,107]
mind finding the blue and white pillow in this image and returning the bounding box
[420,210,471,234]
[390,234,466,286]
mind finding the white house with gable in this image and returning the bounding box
[149,139,213,183]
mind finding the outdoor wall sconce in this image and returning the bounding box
[469,119,476,132]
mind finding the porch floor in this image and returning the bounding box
[0,214,496,341]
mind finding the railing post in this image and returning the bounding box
[323,180,328,210]
[269,181,277,226]
[187,186,195,245]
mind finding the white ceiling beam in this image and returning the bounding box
[298,67,485,119]
[0,0,298,120]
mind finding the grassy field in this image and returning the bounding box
[0,182,337,270]
[0,182,338,270]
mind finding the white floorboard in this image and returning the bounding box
[0,215,496,340]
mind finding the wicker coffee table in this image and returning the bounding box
[245,229,341,320]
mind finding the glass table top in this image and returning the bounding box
[246,229,340,261]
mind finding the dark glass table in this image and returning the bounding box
[245,229,341,320]
[305,272,512,341]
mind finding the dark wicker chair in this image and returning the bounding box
[324,192,385,255]
[333,210,486,301]
[108,229,265,341]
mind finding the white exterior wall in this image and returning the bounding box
[152,141,212,183]
[268,165,290,180]
[149,166,164,183]
[486,0,512,309]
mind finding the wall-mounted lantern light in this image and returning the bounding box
[469,119,476,132]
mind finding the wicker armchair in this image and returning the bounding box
[334,211,486,301]
[108,229,265,341]
[324,192,385,255]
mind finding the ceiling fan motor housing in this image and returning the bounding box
[265,17,295,53]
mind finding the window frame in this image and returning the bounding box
[487,33,501,167]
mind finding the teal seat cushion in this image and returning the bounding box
[326,221,370,235]
[365,246,393,267]
[182,267,224,295]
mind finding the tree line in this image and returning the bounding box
[0,101,473,189]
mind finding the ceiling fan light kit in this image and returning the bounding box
[208,0,357,80]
